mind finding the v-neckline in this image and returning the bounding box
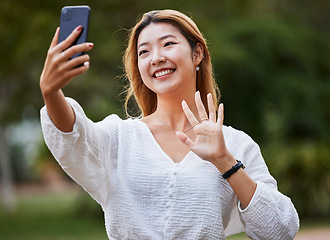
[136,119,192,165]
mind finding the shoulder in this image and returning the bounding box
[222,125,261,157]
[223,125,255,144]
[63,97,144,135]
[223,126,271,181]
[98,114,147,136]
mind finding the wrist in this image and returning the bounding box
[222,160,245,179]
[212,154,237,174]
[42,89,63,102]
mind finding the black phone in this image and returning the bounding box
[58,5,90,59]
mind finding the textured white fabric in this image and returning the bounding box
[40,98,299,240]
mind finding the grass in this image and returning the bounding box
[0,189,108,240]
[227,233,250,239]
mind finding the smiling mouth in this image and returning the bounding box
[153,69,175,78]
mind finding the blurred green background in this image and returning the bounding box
[0,0,329,239]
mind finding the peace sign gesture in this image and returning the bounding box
[176,92,235,169]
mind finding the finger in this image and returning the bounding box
[176,131,195,150]
[62,42,94,60]
[49,63,89,94]
[207,93,216,122]
[195,91,208,122]
[49,27,60,50]
[217,103,224,126]
[61,54,90,71]
[58,25,83,52]
[182,100,200,127]
[61,62,90,83]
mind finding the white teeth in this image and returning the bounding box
[155,69,174,78]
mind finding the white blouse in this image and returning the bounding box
[40,98,299,240]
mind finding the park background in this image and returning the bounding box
[0,0,329,239]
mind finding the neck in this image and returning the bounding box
[154,91,197,132]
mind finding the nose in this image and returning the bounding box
[151,50,166,65]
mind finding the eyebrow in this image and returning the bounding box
[137,34,178,49]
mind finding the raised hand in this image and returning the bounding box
[40,26,93,98]
[176,91,234,168]
[39,26,94,132]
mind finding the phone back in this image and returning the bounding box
[58,6,90,50]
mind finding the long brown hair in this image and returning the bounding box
[123,10,220,117]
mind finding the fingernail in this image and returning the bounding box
[84,62,90,67]
[76,25,82,31]
[88,43,94,48]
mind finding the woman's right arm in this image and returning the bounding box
[40,26,94,132]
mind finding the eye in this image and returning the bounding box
[138,50,148,56]
[164,41,176,47]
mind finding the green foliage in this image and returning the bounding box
[73,190,104,220]
[1,0,329,220]
[212,16,330,143]
[264,141,330,219]
[210,14,330,219]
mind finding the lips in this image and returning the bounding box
[153,69,175,78]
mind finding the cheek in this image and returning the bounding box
[137,60,152,87]
[138,60,148,78]
[173,49,195,68]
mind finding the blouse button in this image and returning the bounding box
[168,191,173,198]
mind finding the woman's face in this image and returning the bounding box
[137,22,198,96]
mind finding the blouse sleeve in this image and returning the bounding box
[40,97,119,207]
[224,127,299,240]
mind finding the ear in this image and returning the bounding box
[193,43,204,66]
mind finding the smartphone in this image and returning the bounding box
[58,5,90,59]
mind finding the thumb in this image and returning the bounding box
[176,131,194,149]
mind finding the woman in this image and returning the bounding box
[40,10,299,239]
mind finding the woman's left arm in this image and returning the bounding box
[176,92,257,208]
[176,91,299,239]
[226,130,299,239]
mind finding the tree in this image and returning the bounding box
[1,0,329,219]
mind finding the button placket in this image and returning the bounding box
[164,163,179,236]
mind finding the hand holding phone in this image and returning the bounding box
[40,5,93,101]
[58,6,90,59]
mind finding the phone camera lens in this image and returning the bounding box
[61,8,72,21]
